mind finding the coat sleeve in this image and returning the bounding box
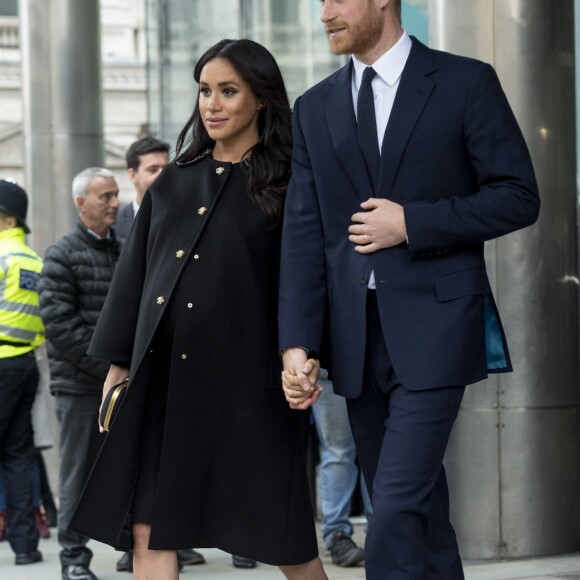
[88,191,152,364]
[404,62,540,257]
[279,96,328,354]
[39,244,109,380]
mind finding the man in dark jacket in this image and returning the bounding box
[38,167,121,580]
[115,136,169,241]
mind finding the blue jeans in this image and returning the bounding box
[312,375,372,549]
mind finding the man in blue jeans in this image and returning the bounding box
[313,370,372,567]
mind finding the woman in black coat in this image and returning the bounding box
[69,39,327,580]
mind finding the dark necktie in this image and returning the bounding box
[357,66,380,193]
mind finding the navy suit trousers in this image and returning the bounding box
[347,291,465,579]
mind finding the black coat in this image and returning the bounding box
[70,155,318,565]
[38,222,122,395]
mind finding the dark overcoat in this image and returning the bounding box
[69,154,317,565]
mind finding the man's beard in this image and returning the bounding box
[326,8,383,56]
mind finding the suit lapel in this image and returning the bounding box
[325,61,374,200]
[379,38,437,198]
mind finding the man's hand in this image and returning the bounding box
[348,198,407,253]
[281,348,322,410]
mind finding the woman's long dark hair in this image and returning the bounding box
[175,39,292,228]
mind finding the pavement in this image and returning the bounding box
[2,520,580,580]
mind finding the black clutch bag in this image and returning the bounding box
[99,378,129,432]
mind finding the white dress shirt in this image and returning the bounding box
[351,31,412,288]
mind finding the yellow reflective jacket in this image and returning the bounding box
[0,227,45,358]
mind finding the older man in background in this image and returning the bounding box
[39,168,122,580]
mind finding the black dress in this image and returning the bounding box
[73,157,318,566]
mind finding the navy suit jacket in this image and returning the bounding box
[279,38,540,398]
[115,202,136,241]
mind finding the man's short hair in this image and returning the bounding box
[71,167,115,204]
[125,136,171,171]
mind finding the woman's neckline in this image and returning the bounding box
[209,155,249,167]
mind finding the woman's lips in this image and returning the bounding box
[206,117,227,128]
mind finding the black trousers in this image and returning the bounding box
[0,352,39,554]
[347,292,465,580]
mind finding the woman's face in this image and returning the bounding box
[199,57,262,156]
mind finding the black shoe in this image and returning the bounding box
[116,550,132,572]
[232,554,258,568]
[178,548,206,565]
[15,550,42,565]
[61,564,98,580]
[329,531,364,567]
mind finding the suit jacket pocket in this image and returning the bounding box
[434,268,491,302]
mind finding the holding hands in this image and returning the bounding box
[281,348,323,410]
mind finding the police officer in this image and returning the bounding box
[0,179,45,565]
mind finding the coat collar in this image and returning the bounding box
[75,220,121,250]
[324,36,437,199]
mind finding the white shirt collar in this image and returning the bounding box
[132,198,140,216]
[87,227,111,240]
[352,30,413,89]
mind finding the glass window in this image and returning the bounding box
[241,0,344,105]
[403,0,429,44]
[0,0,17,17]
[146,0,431,145]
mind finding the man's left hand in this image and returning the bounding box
[349,198,407,253]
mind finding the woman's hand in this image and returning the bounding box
[281,348,322,410]
[99,364,130,432]
[282,369,323,410]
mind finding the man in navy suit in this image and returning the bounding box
[279,0,540,578]
[115,136,170,240]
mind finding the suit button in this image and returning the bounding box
[181,354,187,359]
[156,296,165,305]
[187,303,193,309]
[359,275,368,285]
[194,254,199,260]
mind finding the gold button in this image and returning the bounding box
[198,207,207,215]
[187,303,193,308]
[181,353,187,359]
[176,250,185,258]
[216,167,225,175]
[194,254,199,260]
[156,296,165,305]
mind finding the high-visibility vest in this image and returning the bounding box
[0,227,45,358]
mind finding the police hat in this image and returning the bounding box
[0,179,30,233]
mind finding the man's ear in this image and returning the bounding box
[75,196,85,212]
[127,168,138,185]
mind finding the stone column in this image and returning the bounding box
[430,0,579,558]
